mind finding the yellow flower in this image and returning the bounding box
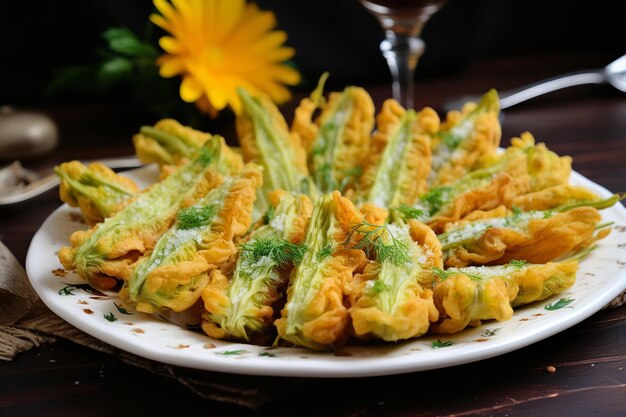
[151,0,300,116]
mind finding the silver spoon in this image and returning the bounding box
[442,53,626,112]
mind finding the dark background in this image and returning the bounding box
[0,0,624,107]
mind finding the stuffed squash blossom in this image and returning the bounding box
[430,89,501,187]
[303,86,375,193]
[133,118,243,174]
[355,99,439,207]
[55,161,139,225]
[346,219,441,342]
[275,191,367,350]
[236,89,317,215]
[431,260,579,333]
[58,139,224,289]
[201,191,313,343]
[439,196,618,268]
[120,164,262,314]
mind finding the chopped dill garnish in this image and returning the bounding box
[311,144,325,156]
[262,205,276,224]
[320,121,337,136]
[432,267,455,281]
[394,205,426,220]
[376,238,410,266]
[113,302,133,315]
[215,349,248,356]
[316,244,334,261]
[437,131,462,149]
[337,166,362,192]
[240,238,306,266]
[58,286,75,296]
[544,297,575,311]
[345,220,411,266]
[504,207,524,226]
[430,339,454,349]
[289,243,308,265]
[314,162,334,192]
[370,279,389,294]
[177,205,218,230]
[196,144,216,165]
[508,259,527,268]
[420,187,451,216]
[463,273,483,281]
[481,328,501,337]
[103,312,117,322]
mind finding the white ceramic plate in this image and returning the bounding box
[26,165,626,378]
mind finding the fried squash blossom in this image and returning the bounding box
[55,86,619,352]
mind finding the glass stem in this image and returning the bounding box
[380,31,424,109]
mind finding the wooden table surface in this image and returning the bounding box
[1,53,625,416]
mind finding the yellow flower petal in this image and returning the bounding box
[153,0,177,22]
[180,76,203,102]
[159,36,182,54]
[252,31,288,52]
[264,46,296,62]
[150,14,172,32]
[151,0,300,115]
[252,79,292,104]
[222,6,275,49]
[157,56,185,77]
[267,64,301,85]
[211,0,246,41]
[203,78,231,111]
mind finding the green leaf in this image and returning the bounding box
[46,65,102,95]
[103,312,118,322]
[258,351,277,357]
[97,57,133,85]
[544,297,575,311]
[103,27,157,58]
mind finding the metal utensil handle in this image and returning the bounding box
[499,70,606,109]
[0,156,144,205]
[81,156,143,170]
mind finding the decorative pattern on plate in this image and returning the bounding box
[26,165,626,377]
